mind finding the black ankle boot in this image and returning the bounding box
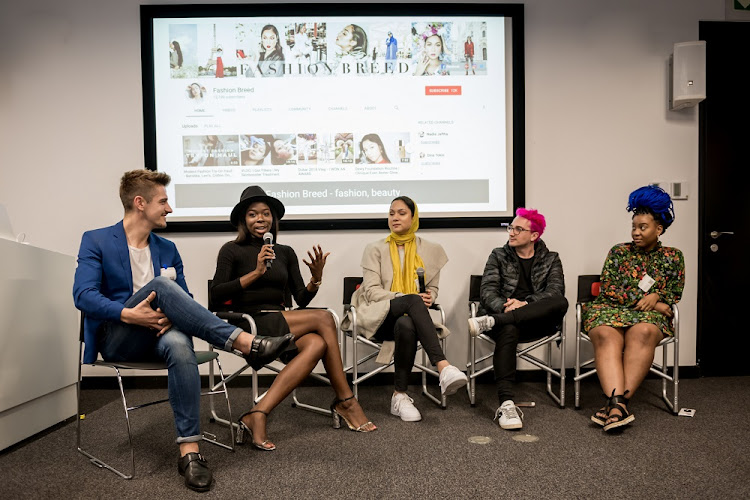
[244,333,294,370]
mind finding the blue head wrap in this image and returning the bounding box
[626,185,675,231]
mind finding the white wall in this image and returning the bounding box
[0,0,722,376]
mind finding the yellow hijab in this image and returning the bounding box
[386,201,425,294]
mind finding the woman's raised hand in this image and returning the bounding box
[303,244,330,282]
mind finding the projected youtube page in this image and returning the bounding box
[152,16,509,220]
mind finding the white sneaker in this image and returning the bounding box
[391,393,422,422]
[468,315,494,337]
[438,365,468,396]
[494,400,524,430]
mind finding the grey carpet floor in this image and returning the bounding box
[2,376,749,499]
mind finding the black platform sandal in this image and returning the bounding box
[236,409,276,450]
[603,390,634,432]
[591,394,610,426]
[330,395,376,432]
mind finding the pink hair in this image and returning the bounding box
[515,207,546,237]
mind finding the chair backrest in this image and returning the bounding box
[577,274,601,303]
[343,277,364,305]
[469,275,482,303]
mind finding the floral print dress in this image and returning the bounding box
[583,242,685,337]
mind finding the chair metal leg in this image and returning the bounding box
[292,388,333,416]
[543,338,564,408]
[289,369,332,416]
[574,305,593,409]
[417,344,445,408]
[655,338,679,414]
[666,306,680,414]
[466,303,478,406]
[660,343,673,413]
[468,333,477,406]
[208,347,247,434]
[671,325,680,413]
[542,321,565,408]
[559,327,566,407]
[351,330,392,391]
[77,366,135,479]
[201,354,235,451]
[351,310,360,400]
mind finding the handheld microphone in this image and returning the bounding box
[263,232,274,269]
[416,267,426,294]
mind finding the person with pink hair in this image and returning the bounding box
[468,207,568,430]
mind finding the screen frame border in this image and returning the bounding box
[141,3,525,233]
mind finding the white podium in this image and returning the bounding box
[0,238,78,450]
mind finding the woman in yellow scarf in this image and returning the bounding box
[348,196,467,422]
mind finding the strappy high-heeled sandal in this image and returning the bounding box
[236,409,276,450]
[591,393,610,426]
[603,389,635,432]
[330,395,376,432]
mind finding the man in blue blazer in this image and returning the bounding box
[74,170,292,492]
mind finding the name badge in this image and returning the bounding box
[638,274,655,293]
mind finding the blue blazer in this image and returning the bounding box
[73,221,190,363]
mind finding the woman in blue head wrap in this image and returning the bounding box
[583,185,685,432]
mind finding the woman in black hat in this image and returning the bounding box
[210,186,376,450]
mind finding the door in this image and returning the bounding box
[697,22,750,376]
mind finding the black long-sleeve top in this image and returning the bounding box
[210,236,316,313]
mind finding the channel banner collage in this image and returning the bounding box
[168,19,488,79]
[183,132,410,167]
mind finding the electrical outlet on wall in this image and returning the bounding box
[650,181,688,200]
[670,181,688,200]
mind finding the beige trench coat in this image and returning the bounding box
[341,237,450,363]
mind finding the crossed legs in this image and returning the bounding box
[376,294,452,395]
[242,309,375,446]
[488,296,567,404]
[99,276,279,457]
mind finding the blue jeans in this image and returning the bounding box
[97,276,242,443]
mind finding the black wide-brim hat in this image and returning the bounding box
[230,186,285,227]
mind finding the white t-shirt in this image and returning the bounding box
[129,244,154,293]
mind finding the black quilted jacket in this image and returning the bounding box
[479,239,565,315]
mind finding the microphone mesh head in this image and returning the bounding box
[263,232,273,244]
[416,267,425,276]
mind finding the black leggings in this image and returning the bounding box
[487,296,568,403]
[374,295,447,392]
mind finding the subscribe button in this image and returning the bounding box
[425,85,462,96]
